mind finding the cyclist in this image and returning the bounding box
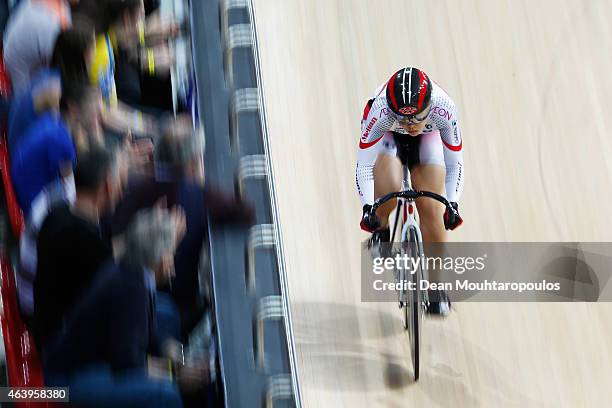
[356,67,464,315]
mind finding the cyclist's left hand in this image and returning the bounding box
[360,204,380,232]
[444,202,463,231]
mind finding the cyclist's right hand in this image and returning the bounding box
[360,204,380,232]
[444,201,463,231]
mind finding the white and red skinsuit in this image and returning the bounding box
[356,80,464,206]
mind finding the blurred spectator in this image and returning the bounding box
[112,115,254,336]
[8,15,95,153]
[11,80,102,215]
[72,0,166,142]
[3,0,78,94]
[50,13,96,84]
[18,179,72,317]
[8,71,61,152]
[33,145,123,346]
[43,208,208,408]
[122,2,178,112]
[76,0,176,118]
[87,0,145,106]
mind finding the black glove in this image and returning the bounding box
[360,204,380,232]
[444,202,463,231]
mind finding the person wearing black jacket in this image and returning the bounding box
[33,145,123,347]
[43,208,206,408]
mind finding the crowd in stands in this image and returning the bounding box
[0,0,254,406]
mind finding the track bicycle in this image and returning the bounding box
[367,165,457,381]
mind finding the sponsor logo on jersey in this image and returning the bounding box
[432,106,453,121]
[361,117,378,141]
[379,107,390,118]
[399,106,417,115]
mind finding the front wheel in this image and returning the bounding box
[404,226,423,381]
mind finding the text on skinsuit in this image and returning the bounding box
[432,106,452,121]
[361,117,378,141]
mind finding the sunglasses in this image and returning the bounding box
[395,103,432,125]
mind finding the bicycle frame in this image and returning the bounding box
[368,167,455,381]
[398,166,422,243]
[388,166,423,303]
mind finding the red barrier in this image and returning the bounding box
[0,137,25,238]
[0,47,9,100]
[0,136,24,237]
[0,254,53,407]
[0,44,25,238]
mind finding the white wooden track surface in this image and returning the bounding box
[251,1,612,406]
